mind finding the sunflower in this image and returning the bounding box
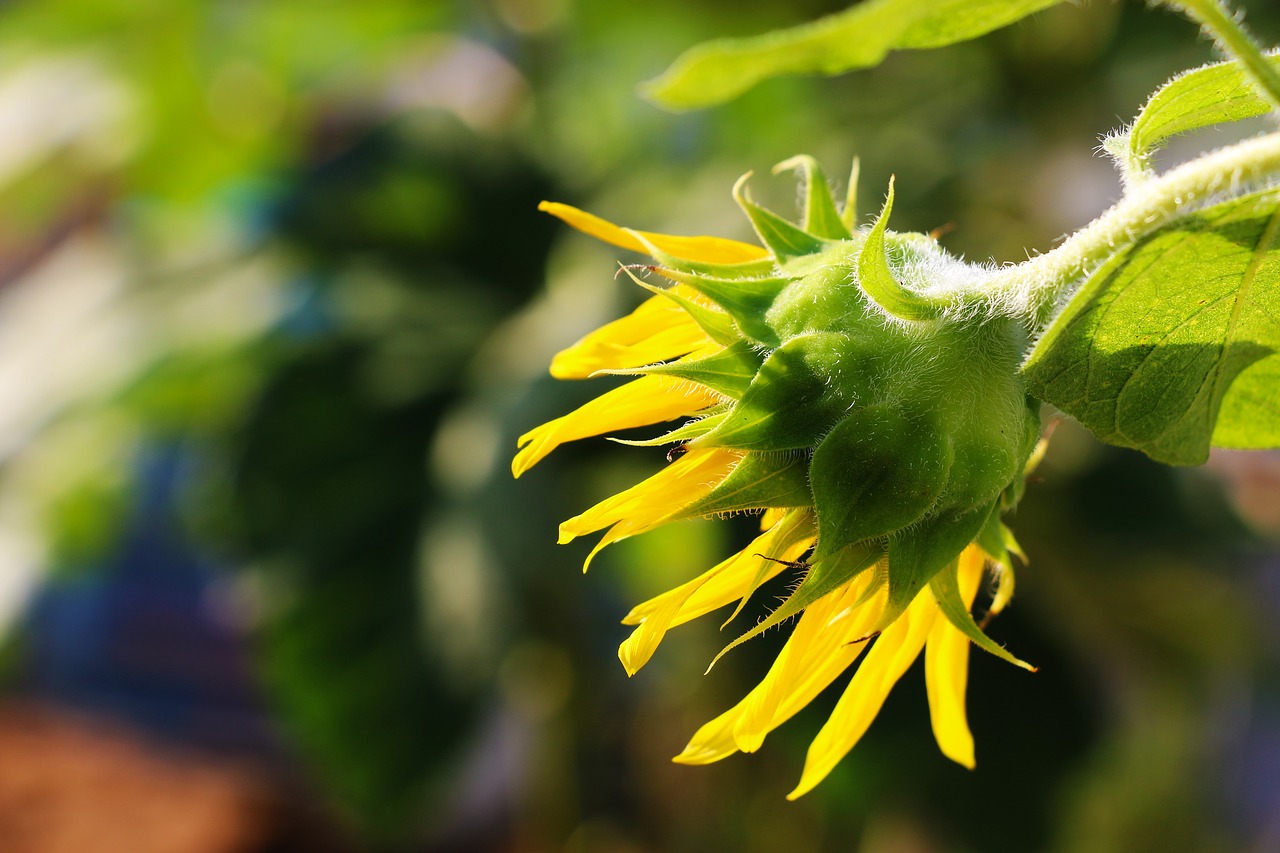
[514,157,1040,797]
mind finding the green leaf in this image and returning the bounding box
[644,0,1065,110]
[1113,53,1280,178]
[929,554,1035,670]
[1024,191,1280,464]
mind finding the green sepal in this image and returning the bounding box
[810,404,951,562]
[675,450,813,518]
[773,155,852,241]
[999,401,1042,510]
[613,340,763,399]
[858,178,947,322]
[621,270,742,347]
[734,173,828,261]
[608,410,728,447]
[975,504,1010,570]
[720,507,818,628]
[653,267,791,346]
[876,501,994,631]
[704,332,866,450]
[1002,524,1026,563]
[841,157,860,232]
[929,554,1035,671]
[631,233,778,280]
[707,539,885,671]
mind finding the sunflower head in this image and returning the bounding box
[516,156,1040,795]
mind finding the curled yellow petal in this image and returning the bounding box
[647,514,811,630]
[540,201,770,264]
[675,570,884,765]
[550,290,712,379]
[619,509,814,676]
[513,376,720,477]
[924,546,985,769]
[788,588,939,799]
[558,447,742,572]
[732,574,883,754]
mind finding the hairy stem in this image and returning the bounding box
[980,130,1280,328]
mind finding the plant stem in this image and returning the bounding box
[979,131,1280,328]
[1162,0,1280,111]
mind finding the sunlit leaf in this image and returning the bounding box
[1023,190,1280,465]
[1111,52,1280,177]
[644,0,1065,110]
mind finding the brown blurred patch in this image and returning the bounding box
[1206,449,1280,537]
[0,701,351,853]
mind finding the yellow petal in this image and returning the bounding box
[732,573,884,753]
[760,507,787,531]
[558,447,742,571]
[618,509,814,676]
[671,704,741,765]
[788,588,939,799]
[513,376,721,477]
[550,290,712,379]
[982,525,1024,618]
[675,570,884,765]
[626,510,814,628]
[540,201,770,264]
[924,546,984,769]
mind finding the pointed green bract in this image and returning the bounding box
[1024,190,1280,464]
[858,178,948,321]
[720,508,819,627]
[734,174,828,260]
[655,267,792,346]
[877,503,995,630]
[626,275,743,347]
[809,404,951,562]
[676,452,814,517]
[708,540,885,670]
[841,158,861,232]
[706,333,866,450]
[976,504,1010,571]
[929,553,1035,670]
[773,155,852,241]
[609,411,728,448]
[622,340,763,399]
[643,0,1066,110]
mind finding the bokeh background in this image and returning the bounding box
[0,0,1278,851]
